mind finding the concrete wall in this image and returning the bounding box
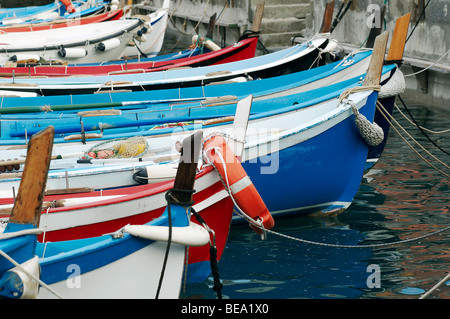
[136,0,251,47]
[307,0,449,108]
[308,0,449,65]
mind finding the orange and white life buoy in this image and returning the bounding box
[203,135,274,234]
[60,0,76,14]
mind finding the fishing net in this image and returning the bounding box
[85,136,149,159]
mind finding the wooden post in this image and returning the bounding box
[320,0,335,33]
[205,13,217,39]
[363,31,389,87]
[9,126,54,227]
[251,1,265,32]
[386,13,411,62]
[172,130,203,204]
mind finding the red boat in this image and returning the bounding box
[0,35,259,77]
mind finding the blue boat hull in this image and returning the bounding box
[240,92,378,217]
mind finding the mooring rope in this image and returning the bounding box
[405,0,433,44]
[376,101,450,177]
[393,102,450,135]
[246,217,450,249]
[419,272,450,299]
[404,48,450,78]
[397,95,450,156]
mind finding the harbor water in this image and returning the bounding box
[159,30,450,300]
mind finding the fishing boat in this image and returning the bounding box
[0,127,251,298]
[0,2,65,25]
[0,18,147,66]
[0,34,259,77]
[0,96,266,284]
[0,32,390,221]
[0,49,401,145]
[120,0,170,58]
[0,33,329,95]
[0,14,410,180]
[0,9,124,33]
[0,1,261,76]
[0,1,109,26]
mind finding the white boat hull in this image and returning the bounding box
[38,241,186,299]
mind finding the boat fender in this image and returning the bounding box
[35,11,60,21]
[97,38,121,52]
[134,33,147,43]
[139,25,152,35]
[323,38,339,52]
[349,101,384,147]
[60,0,76,14]
[1,18,24,26]
[133,167,149,184]
[203,135,274,234]
[378,68,405,99]
[124,222,210,247]
[0,256,40,299]
[9,55,40,63]
[132,164,178,184]
[58,48,87,58]
[192,35,221,51]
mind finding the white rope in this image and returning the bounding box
[337,85,381,106]
[0,228,43,240]
[332,47,373,70]
[419,272,450,299]
[404,49,450,78]
[393,102,450,134]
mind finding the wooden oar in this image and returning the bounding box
[9,126,54,227]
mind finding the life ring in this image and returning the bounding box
[60,0,76,14]
[203,134,274,234]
